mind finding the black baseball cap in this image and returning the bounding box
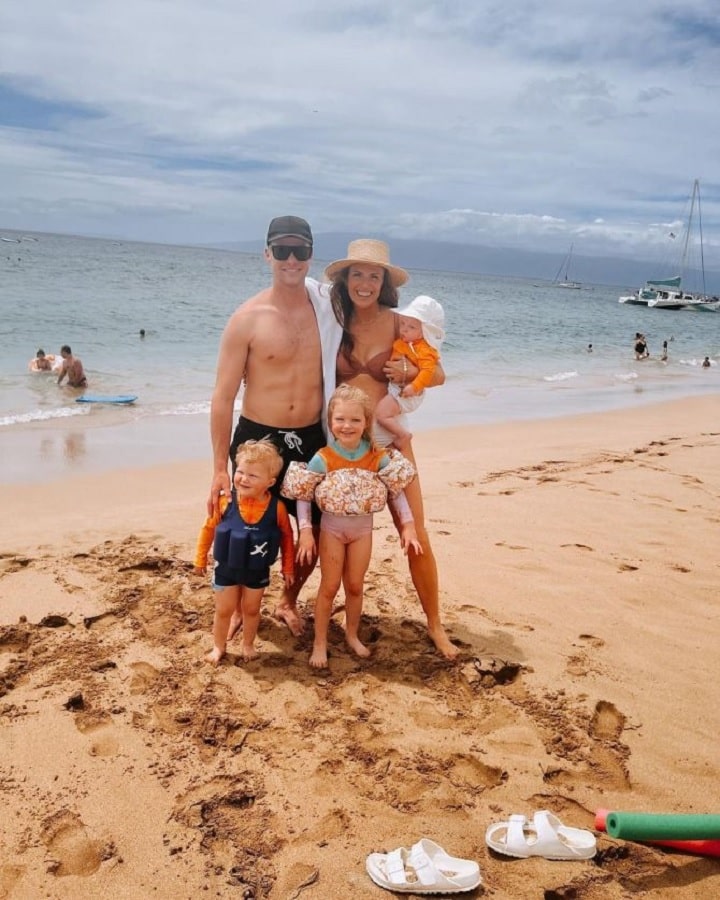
[266,215,313,246]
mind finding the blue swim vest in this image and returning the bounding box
[213,493,281,575]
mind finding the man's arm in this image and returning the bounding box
[208,308,252,514]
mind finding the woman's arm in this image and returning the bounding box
[383,356,445,388]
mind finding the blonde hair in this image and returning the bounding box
[327,384,375,445]
[234,438,283,478]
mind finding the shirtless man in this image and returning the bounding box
[208,216,331,636]
[57,345,88,387]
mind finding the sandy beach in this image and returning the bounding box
[2,395,720,899]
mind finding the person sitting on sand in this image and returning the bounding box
[282,384,420,669]
[28,348,54,372]
[57,345,88,388]
[193,439,295,664]
[374,295,445,451]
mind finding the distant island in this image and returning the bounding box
[211,232,720,293]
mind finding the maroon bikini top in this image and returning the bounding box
[335,315,399,384]
[336,348,392,383]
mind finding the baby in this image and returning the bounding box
[375,294,445,449]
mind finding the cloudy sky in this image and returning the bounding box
[2,1,719,261]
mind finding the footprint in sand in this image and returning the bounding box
[129,661,161,694]
[0,865,24,896]
[589,700,626,741]
[42,810,111,876]
[444,753,507,792]
[578,634,605,648]
[73,714,120,757]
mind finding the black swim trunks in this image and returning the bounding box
[229,416,325,521]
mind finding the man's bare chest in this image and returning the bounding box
[256,311,319,363]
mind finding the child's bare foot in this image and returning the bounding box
[227,612,243,642]
[309,646,329,668]
[206,646,225,666]
[240,643,259,661]
[345,634,371,658]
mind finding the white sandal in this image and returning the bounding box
[366,838,482,893]
[485,810,596,860]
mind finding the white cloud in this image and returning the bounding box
[0,1,718,257]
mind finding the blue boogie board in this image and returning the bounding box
[76,394,138,404]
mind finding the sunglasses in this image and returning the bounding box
[269,244,312,262]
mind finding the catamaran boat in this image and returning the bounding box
[619,277,682,306]
[619,180,713,311]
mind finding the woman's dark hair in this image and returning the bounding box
[329,267,398,359]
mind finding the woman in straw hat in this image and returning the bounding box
[324,239,458,660]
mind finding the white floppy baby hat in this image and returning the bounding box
[396,295,445,349]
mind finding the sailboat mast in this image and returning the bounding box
[697,181,707,297]
[679,180,697,270]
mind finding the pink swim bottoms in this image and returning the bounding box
[320,512,373,544]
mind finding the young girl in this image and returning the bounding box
[194,439,295,664]
[282,384,421,668]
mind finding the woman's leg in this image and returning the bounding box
[239,586,265,660]
[394,444,458,659]
[207,585,240,665]
[310,531,345,668]
[342,532,373,658]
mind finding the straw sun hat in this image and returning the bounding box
[324,239,409,287]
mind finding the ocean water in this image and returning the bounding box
[1,229,718,484]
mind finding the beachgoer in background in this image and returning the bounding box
[702,356,711,368]
[57,345,87,387]
[587,343,593,353]
[325,238,458,659]
[207,215,336,638]
[375,295,445,450]
[283,385,420,668]
[194,439,294,664]
[139,329,146,338]
[29,349,53,372]
[661,340,668,361]
[634,333,649,360]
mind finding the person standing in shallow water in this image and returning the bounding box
[634,333,649,360]
[57,345,87,388]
